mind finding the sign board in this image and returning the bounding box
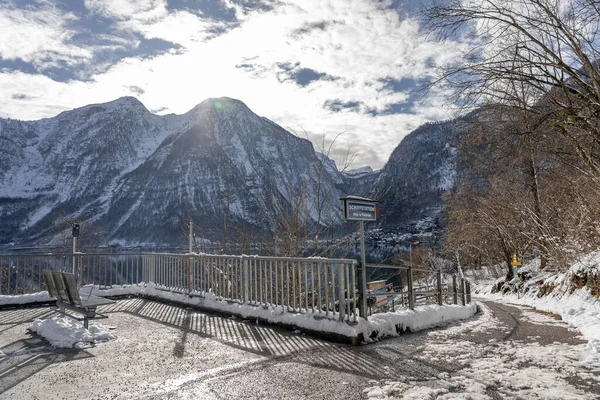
[369,281,392,305]
[511,253,521,267]
[341,196,380,221]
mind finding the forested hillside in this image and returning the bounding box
[422,0,600,279]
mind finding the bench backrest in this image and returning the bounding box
[51,271,72,304]
[61,273,83,307]
[42,270,59,300]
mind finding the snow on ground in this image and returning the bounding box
[30,317,117,348]
[474,251,600,354]
[363,301,600,400]
[2,283,476,342]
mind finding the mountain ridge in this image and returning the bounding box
[0,96,465,249]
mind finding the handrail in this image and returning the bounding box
[0,252,359,323]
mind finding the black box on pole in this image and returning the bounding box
[72,223,80,238]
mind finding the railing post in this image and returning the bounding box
[357,262,368,320]
[243,256,249,303]
[408,263,415,310]
[437,270,443,306]
[338,263,346,322]
[452,275,458,305]
[460,278,466,306]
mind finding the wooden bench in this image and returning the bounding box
[43,270,116,329]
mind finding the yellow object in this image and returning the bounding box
[511,253,522,267]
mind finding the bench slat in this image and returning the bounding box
[62,272,83,306]
[81,295,116,308]
[51,271,71,303]
[42,270,59,300]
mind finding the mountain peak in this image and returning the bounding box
[101,96,147,110]
[192,97,249,112]
[56,96,148,120]
[344,166,375,178]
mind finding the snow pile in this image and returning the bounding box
[78,284,143,297]
[0,291,53,305]
[364,303,477,339]
[5,283,477,342]
[475,251,600,353]
[0,283,141,306]
[30,317,117,348]
[138,284,477,341]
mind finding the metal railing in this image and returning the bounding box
[361,263,472,316]
[0,253,472,322]
[0,253,359,323]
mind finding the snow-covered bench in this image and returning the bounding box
[42,270,115,329]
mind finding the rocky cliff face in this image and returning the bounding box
[370,119,467,234]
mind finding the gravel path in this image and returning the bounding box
[1,299,599,399]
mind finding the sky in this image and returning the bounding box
[0,0,463,169]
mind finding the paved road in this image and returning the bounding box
[1,298,599,399]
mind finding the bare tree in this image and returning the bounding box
[422,0,600,176]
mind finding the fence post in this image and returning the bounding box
[243,257,249,303]
[437,270,443,306]
[452,275,458,305]
[338,264,346,322]
[466,280,471,304]
[408,263,415,310]
[460,278,466,306]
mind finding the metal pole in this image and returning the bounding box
[359,220,368,320]
[72,236,77,276]
[243,257,249,303]
[460,278,466,306]
[437,270,443,305]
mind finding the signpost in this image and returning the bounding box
[340,196,381,320]
[343,198,378,221]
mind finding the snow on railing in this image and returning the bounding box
[0,252,359,323]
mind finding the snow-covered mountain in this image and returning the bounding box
[344,166,376,178]
[0,96,467,248]
[0,97,344,247]
[370,119,467,233]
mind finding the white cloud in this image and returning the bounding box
[120,10,225,47]
[0,3,92,69]
[0,0,463,169]
[84,0,168,21]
